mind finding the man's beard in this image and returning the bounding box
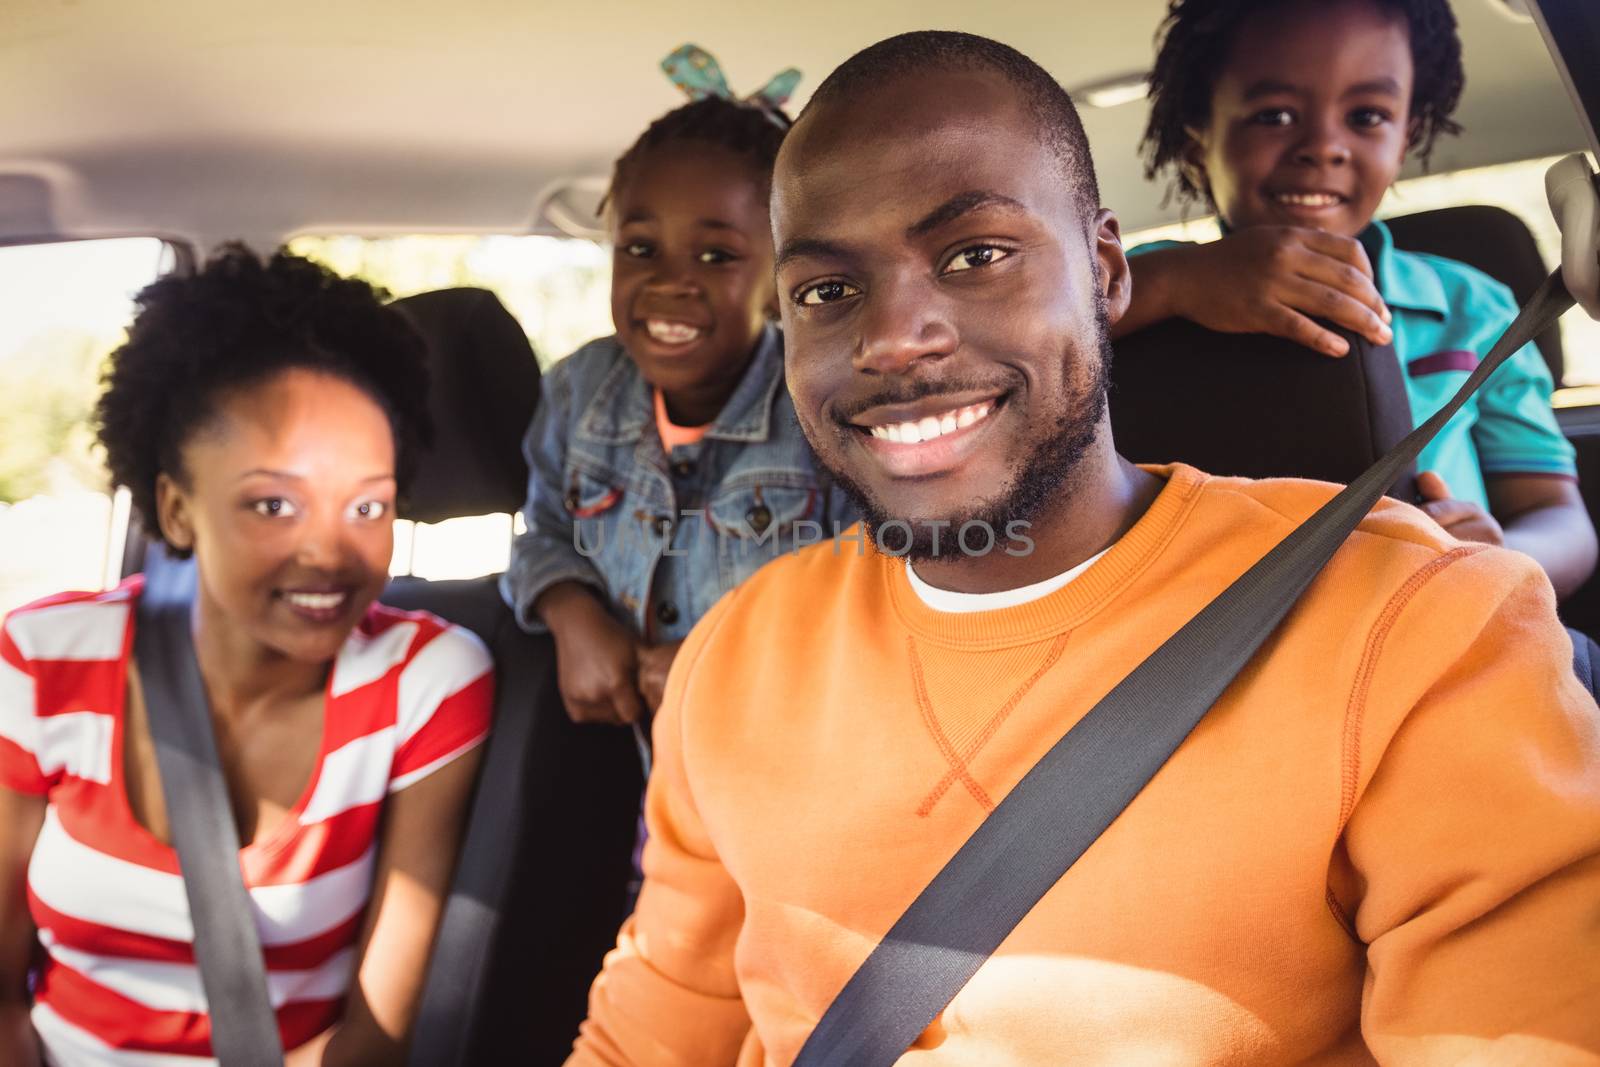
[817,307,1113,565]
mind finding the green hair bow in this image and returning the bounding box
[660,43,801,127]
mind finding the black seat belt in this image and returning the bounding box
[794,270,1577,1066]
[134,559,286,1066]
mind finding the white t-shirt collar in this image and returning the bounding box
[905,549,1109,614]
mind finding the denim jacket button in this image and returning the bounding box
[672,458,695,478]
[564,490,580,512]
[746,505,773,534]
[655,600,679,626]
[651,515,673,537]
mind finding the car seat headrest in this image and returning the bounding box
[1110,319,1418,502]
[1384,204,1565,385]
[391,288,541,525]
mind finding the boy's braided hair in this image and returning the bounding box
[603,96,791,215]
[1141,0,1465,205]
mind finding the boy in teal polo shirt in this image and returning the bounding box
[1119,0,1597,597]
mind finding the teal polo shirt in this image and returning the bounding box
[1128,219,1575,509]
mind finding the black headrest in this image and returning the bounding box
[1110,319,1417,501]
[1384,205,1563,384]
[391,288,541,524]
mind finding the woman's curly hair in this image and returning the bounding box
[1141,0,1465,206]
[95,244,431,555]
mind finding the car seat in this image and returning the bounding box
[380,288,642,1066]
[1110,319,1418,500]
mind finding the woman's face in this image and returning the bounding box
[157,366,397,665]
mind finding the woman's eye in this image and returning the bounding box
[943,246,1010,274]
[1251,108,1295,127]
[622,241,652,258]
[251,498,296,518]
[699,248,736,264]
[796,280,861,307]
[1349,107,1390,129]
[351,500,389,521]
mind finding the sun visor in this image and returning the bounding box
[1529,0,1600,158]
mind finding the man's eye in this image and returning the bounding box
[796,280,861,307]
[942,246,1010,274]
[252,498,296,518]
[622,241,652,258]
[351,500,389,521]
[1349,107,1390,129]
[1251,108,1295,127]
[699,248,737,264]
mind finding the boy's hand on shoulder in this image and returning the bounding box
[1177,227,1393,357]
[1417,471,1506,546]
[636,640,685,715]
[537,583,646,725]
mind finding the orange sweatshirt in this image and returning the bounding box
[568,464,1600,1066]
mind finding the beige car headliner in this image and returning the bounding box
[0,0,1588,251]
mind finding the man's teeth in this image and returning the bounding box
[645,319,702,345]
[869,403,992,444]
[1275,192,1342,207]
[284,591,345,611]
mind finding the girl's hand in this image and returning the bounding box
[1172,227,1393,357]
[539,583,645,725]
[1417,471,1506,546]
[636,640,685,715]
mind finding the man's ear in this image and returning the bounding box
[1094,209,1132,326]
[155,472,195,554]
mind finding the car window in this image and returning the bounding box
[0,237,176,615]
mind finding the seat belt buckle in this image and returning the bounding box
[1546,153,1600,321]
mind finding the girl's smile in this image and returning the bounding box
[608,141,778,425]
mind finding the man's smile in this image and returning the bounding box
[846,392,1009,478]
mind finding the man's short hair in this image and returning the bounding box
[799,31,1101,217]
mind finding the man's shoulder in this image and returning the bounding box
[676,529,873,659]
[1198,472,1546,614]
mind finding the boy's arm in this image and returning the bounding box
[1114,229,1391,357]
[1338,549,1600,1062]
[1489,475,1597,599]
[567,598,751,1067]
[1467,324,1597,597]
[500,364,607,634]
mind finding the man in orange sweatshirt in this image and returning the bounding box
[568,31,1600,1066]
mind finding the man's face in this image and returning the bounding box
[774,70,1129,557]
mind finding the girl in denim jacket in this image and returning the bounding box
[503,48,855,727]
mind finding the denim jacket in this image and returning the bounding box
[501,325,857,642]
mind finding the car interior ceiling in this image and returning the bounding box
[7,2,1600,1062]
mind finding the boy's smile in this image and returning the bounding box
[1191,0,1413,238]
[774,68,1135,578]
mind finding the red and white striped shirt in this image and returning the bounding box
[0,577,493,1065]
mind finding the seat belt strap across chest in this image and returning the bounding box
[793,269,1578,1067]
[134,566,286,1066]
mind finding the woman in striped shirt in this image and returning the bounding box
[0,246,494,1066]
